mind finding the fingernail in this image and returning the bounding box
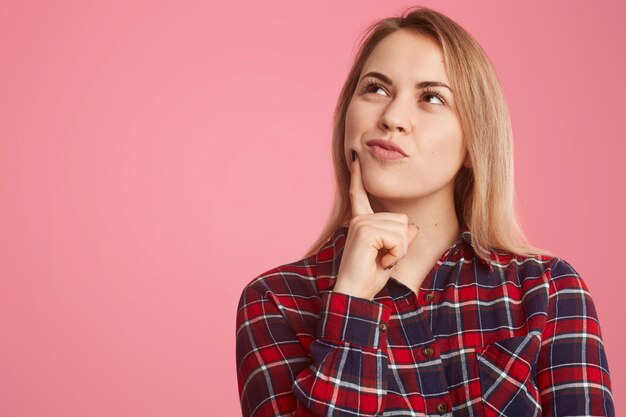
[384,261,397,270]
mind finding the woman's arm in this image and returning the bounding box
[236,283,391,416]
[536,258,614,416]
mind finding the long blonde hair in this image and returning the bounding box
[304,5,554,263]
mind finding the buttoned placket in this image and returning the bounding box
[378,236,461,415]
[410,240,460,415]
[398,290,452,415]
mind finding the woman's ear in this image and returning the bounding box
[463,154,472,169]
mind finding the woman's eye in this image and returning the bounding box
[360,80,388,96]
[371,86,387,96]
[360,81,446,105]
[422,91,446,106]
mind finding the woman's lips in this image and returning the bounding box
[368,145,407,160]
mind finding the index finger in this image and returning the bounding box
[349,150,374,217]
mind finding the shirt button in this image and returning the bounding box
[424,293,434,303]
[435,401,448,414]
[422,346,434,357]
[378,322,387,332]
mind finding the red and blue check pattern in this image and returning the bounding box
[236,225,614,416]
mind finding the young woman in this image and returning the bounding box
[235,6,614,416]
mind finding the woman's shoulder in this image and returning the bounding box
[240,254,319,300]
[543,256,592,294]
[235,254,327,333]
[492,249,590,293]
[238,227,348,304]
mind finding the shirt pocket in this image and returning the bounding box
[474,332,542,417]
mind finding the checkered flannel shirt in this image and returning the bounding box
[236,225,613,416]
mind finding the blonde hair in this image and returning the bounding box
[304,5,554,263]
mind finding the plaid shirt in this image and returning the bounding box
[236,225,613,416]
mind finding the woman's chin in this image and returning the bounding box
[367,189,418,205]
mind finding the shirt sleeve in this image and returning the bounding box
[536,258,614,416]
[235,283,392,416]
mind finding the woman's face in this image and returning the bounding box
[344,29,468,205]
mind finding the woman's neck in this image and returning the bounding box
[367,191,462,290]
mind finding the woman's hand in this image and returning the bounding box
[333,151,419,300]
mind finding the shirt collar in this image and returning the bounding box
[314,223,491,293]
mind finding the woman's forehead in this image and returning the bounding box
[361,31,449,84]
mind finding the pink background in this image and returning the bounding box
[1,0,623,415]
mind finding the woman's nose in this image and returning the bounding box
[378,98,414,133]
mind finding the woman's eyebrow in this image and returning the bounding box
[359,71,453,93]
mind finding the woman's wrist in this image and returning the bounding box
[332,281,374,300]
